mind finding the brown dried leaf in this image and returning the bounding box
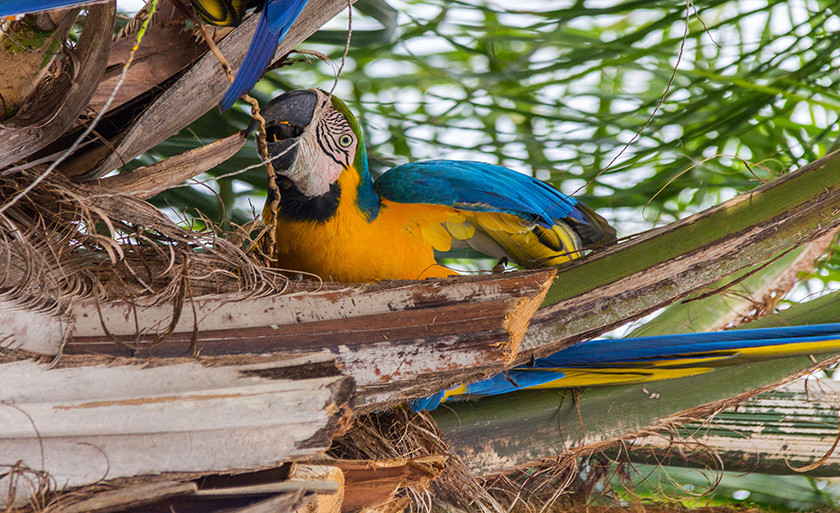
[85,2,225,115]
[0,3,115,168]
[94,130,248,199]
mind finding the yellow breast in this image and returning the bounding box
[270,168,458,283]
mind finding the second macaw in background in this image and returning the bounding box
[0,0,308,110]
[411,322,840,411]
[258,89,616,283]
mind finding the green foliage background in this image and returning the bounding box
[124,0,840,508]
[133,0,840,283]
[140,0,840,230]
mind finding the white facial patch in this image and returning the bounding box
[281,130,345,197]
[279,96,359,198]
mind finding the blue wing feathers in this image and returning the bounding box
[374,160,582,227]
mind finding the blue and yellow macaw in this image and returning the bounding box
[261,90,840,411]
[411,322,840,411]
[259,89,616,283]
[0,0,308,111]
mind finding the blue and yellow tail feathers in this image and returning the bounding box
[412,322,840,411]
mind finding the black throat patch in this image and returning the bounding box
[269,175,341,223]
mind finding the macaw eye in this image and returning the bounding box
[338,134,354,147]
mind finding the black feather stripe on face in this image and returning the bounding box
[316,108,354,167]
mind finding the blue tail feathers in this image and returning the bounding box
[219,0,308,111]
[0,0,95,16]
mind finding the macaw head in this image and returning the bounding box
[261,89,379,219]
[262,89,365,194]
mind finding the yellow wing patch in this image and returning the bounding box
[462,211,584,268]
[422,223,453,252]
[446,220,476,241]
[382,202,464,251]
[470,212,531,233]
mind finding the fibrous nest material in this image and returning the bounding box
[0,167,315,316]
[329,406,507,513]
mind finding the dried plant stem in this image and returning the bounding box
[196,21,280,261]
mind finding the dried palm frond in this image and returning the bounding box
[0,166,304,316]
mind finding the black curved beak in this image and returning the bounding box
[259,90,318,172]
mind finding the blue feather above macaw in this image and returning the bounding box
[0,0,308,111]
[212,0,308,110]
[258,89,616,283]
[410,322,840,411]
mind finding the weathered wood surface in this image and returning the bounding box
[60,481,198,513]
[55,269,554,406]
[627,378,840,477]
[50,471,333,513]
[0,354,353,507]
[193,480,339,496]
[224,493,317,513]
[35,456,438,513]
[0,299,64,354]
